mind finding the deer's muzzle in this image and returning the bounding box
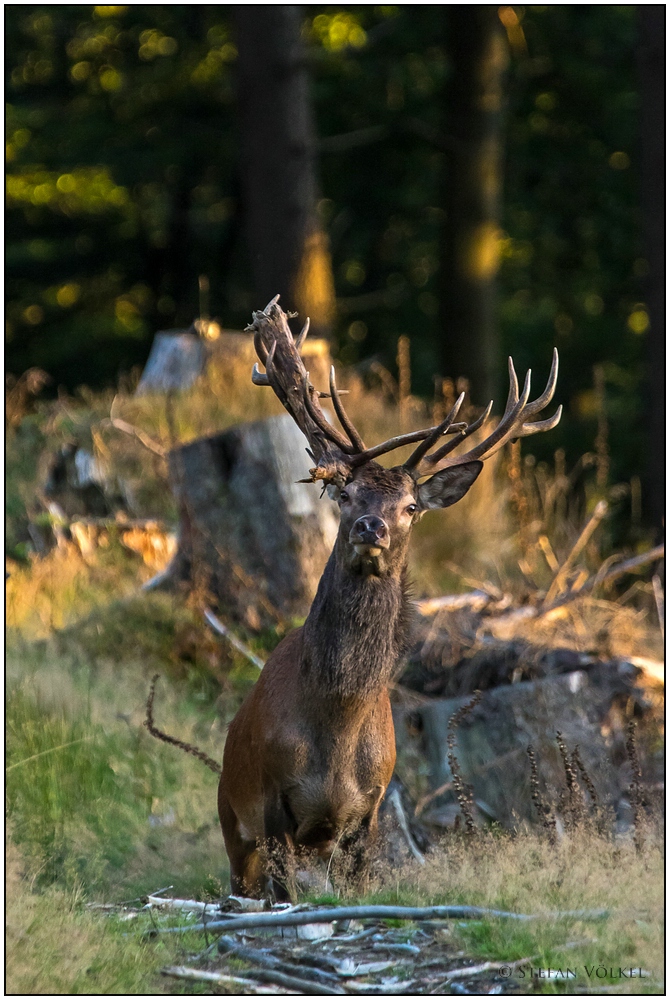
[350,515,390,555]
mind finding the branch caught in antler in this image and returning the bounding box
[248,298,561,485]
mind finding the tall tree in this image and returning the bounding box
[438,6,508,404]
[232,6,335,338]
[636,6,665,538]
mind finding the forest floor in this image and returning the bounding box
[6,371,664,995]
[7,545,664,995]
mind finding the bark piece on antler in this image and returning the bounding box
[247,299,354,485]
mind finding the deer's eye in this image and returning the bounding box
[406,504,418,515]
[340,491,350,502]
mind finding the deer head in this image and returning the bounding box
[247,296,561,578]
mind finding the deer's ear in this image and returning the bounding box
[417,461,483,511]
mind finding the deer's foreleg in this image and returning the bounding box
[219,788,266,897]
[263,792,297,902]
[339,784,385,892]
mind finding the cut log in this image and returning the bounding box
[166,413,339,627]
[135,331,205,395]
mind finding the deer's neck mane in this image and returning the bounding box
[301,548,413,700]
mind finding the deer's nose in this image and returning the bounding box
[351,515,389,548]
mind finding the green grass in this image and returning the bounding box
[6,641,228,899]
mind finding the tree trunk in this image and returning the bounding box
[438,6,508,405]
[636,6,666,539]
[166,414,339,630]
[232,5,335,339]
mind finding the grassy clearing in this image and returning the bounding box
[6,617,664,993]
[6,839,222,995]
[5,358,664,993]
[394,828,663,994]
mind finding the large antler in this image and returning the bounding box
[402,350,562,477]
[248,298,561,484]
[248,298,466,485]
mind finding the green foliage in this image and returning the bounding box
[7,669,169,886]
[6,5,240,385]
[6,5,647,493]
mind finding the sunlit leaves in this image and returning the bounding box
[309,12,367,51]
[191,25,237,85]
[138,29,178,61]
[627,307,649,335]
[7,168,131,217]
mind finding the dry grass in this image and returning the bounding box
[5,344,664,994]
[486,596,662,663]
[6,839,156,995]
[402,826,664,994]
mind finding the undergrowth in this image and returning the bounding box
[5,353,664,994]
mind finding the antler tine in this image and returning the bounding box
[295,317,310,351]
[424,400,493,468]
[251,363,270,386]
[403,393,465,471]
[263,294,280,314]
[440,369,532,468]
[519,404,563,437]
[462,401,563,464]
[436,353,561,470]
[254,330,268,365]
[263,338,289,407]
[329,365,366,452]
[505,355,519,412]
[302,373,355,454]
[521,347,558,418]
[348,422,467,468]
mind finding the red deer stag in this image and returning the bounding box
[219,297,561,899]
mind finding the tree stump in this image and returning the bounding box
[166,413,339,629]
[409,660,654,830]
[136,331,205,395]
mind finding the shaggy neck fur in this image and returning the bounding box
[301,544,414,701]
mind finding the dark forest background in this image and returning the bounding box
[5,5,665,532]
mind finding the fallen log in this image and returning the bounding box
[161,966,280,994]
[148,903,608,935]
[416,661,653,828]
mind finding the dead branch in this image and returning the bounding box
[652,574,664,639]
[150,903,609,935]
[218,936,342,988]
[386,786,425,864]
[545,500,608,603]
[146,895,223,916]
[161,967,279,994]
[104,416,166,457]
[203,607,265,671]
[492,544,665,628]
[414,780,453,818]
